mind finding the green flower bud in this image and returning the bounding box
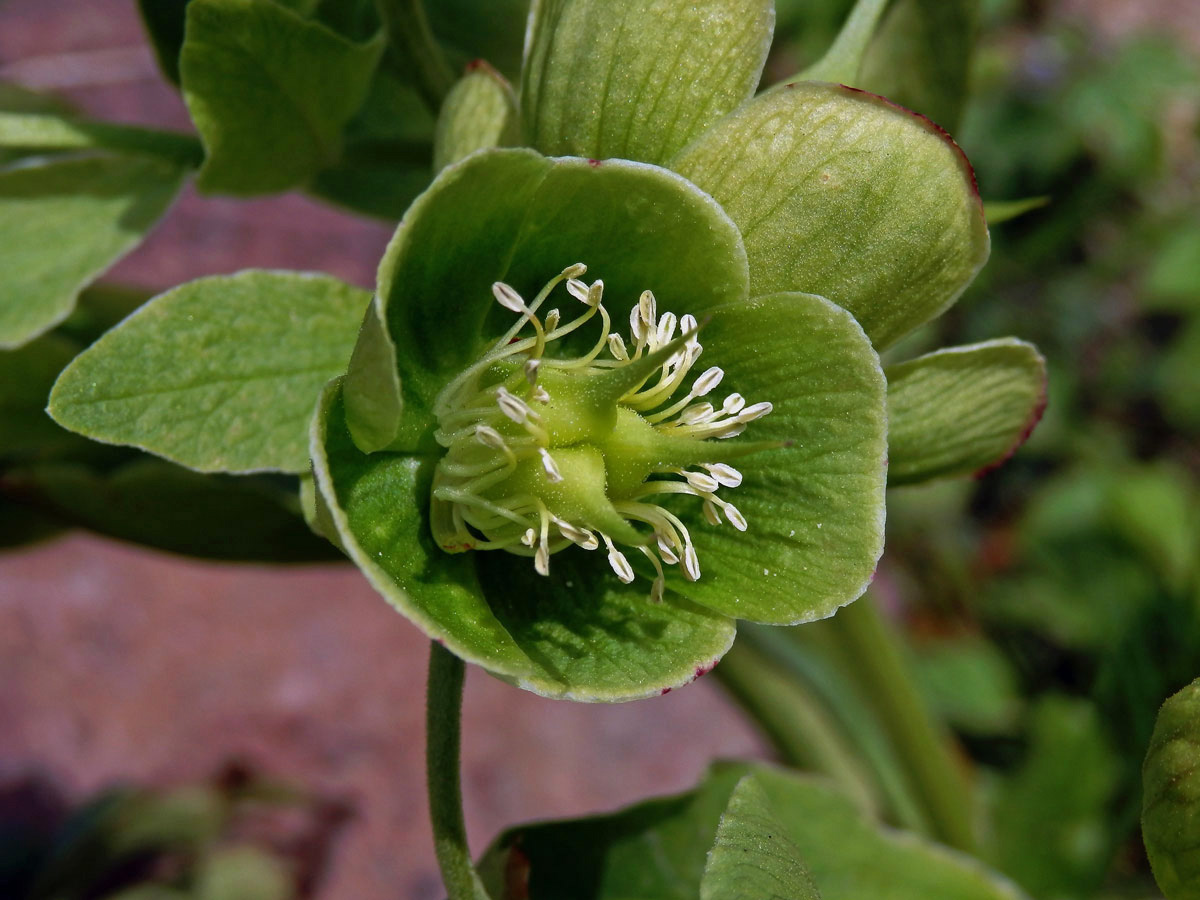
[1144,677,1200,900]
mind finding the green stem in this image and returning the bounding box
[426,642,491,900]
[743,624,930,835]
[827,595,977,853]
[375,0,456,114]
[791,0,891,85]
[0,112,204,168]
[717,638,882,816]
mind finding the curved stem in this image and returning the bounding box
[426,641,491,900]
[375,0,456,114]
[827,595,978,853]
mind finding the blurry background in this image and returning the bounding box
[1,0,1197,898]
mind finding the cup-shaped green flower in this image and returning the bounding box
[310,149,888,700]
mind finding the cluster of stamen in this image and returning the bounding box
[430,264,773,602]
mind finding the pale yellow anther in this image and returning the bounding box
[539,448,563,483]
[608,333,628,360]
[705,463,742,488]
[692,366,724,397]
[566,278,590,303]
[492,282,526,313]
[434,263,774,604]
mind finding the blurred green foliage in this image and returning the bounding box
[764,1,1200,898]
[0,767,349,900]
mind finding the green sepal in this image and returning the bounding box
[672,81,989,349]
[886,339,1046,486]
[312,378,737,701]
[479,762,1032,900]
[857,0,981,134]
[344,291,403,453]
[667,293,887,625]
[180,0,384,195]
[348,147,749,451]
[49,271,369,474]
[793,0,889,85]
[1143,678,1200,900]
[0,153,185,349]
[522,0,774,164]
[433,62,520,173]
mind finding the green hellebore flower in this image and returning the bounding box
[311,0,993,701]
[311,149,889,701]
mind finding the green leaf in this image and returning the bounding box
[349,147,749,451]
[0,82,77,166]
[700,776,821,900]
[137,0,192,84]
[342,292,402,453]
[180,0,384,195]
[668,293,887,625]
[0,82,74,116]
[196,847,294,900]
[49,271,369,474]
[0,333,89,462]
[433,63,520,173]
[522,0,774,164]
[672,81,990,350]
[307,67,434,220]
[908,635,1021,735]
[1144,678,1200,900]
[9,459,339,562]
[0,154,185,349]
[1159,318,1200,431]
[983,196,1049,226]
[55,283,154,345]
[311,379,736,700]
[748,767,1028,900]
[857,0,981,134]
[987,697,1121,900]
[1145,220,1200,312]
[477,765,745,899]
[1105,464,1198,594]
[480,763,1030,900]
[0,494,65,550]
[0,111,203,168]
[428,0,530,81]
[886,339,1046,485]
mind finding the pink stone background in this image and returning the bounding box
[2,1,1196,897]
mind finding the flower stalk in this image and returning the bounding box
[427,641,491,900]
[827,594,978,853]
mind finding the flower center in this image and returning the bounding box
[430,263,773,602]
